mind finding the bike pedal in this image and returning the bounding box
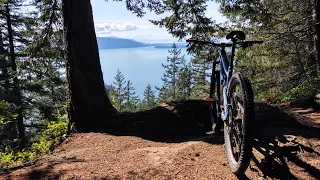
[204,97,215,102]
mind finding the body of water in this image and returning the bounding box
[99,46,192,98]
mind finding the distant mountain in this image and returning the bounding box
[97,37,187,49]
[97,37,147,49]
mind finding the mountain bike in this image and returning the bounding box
[186,31,263,175]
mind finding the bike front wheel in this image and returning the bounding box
[224,72,255,175]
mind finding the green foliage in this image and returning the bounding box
[190,84,210,100]
[31,138,53,154]
[0,0,66,150]
[281,78,320,102]
[110,69,127,111]
[0,101,18,124]
[139,84,157,110]
[0,146,36,168]
[149,0,221,46]
[57,103,68,121]
[217,0,318,98]
[109,94,118,107]
[258,78,320,104]
[32,109,67,154]
[260,88,282,105]
[123,80,139,112]
[108,69,141,112]
[177,62,193,100]
[0,108,67,167]
[158,43,187,102]
[0,147,34,168]
[0,147,16,167]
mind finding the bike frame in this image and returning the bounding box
[187,37,262,123]
[210,39,237,121]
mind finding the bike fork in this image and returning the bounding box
[221,86,229,121]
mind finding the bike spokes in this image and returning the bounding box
[229,89,245,163]
[230,117,243,162]
[224,73,254,175]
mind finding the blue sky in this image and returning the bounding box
[91,0,226,43]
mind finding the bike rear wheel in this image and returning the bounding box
[209,101,223,132]
[209,71,223,132]
[224,72,255,175]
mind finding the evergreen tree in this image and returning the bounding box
[111,69,126,112]
[190,54,212,99]
[192,57,210,86]
[177,62,193,100]
[149,0,220,45]
[0,0,66,148]
[141,84,157,110]
[23,0,66,144]
[0,101,18,150]
[123,80,139,112]
[0,0,40,149]
[158,43,186,102]
[156,85,168,104]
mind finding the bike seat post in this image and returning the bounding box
[227,39,237,81]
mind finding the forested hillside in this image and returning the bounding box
[0,0,66,159]
[0,0,319,178]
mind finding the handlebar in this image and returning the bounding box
[186,39,263,48]
[186,39,233,47]
[245,41,264,44]
[186,39,202,43]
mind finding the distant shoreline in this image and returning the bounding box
[97,36,187,50]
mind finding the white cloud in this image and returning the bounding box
[94,21,179,43]
[95,23,148,35]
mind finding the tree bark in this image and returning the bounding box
[306,0,317,78]
[62,0,117,132]
[6,4,26,149]
[0,29,9,85]
[314,0,320,76]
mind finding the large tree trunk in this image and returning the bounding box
[6,4,26,149]
[62,0,117,132]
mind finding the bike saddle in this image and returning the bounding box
[226,31,246,40]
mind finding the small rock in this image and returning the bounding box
[66,155,76,160]
[222,163,227,166]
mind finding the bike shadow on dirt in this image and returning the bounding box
[0,158,86,180]
[100,100,319,179]
[243,103,320,180]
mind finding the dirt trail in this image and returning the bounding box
[0,100,319,180]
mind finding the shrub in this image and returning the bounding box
[0,101,18,124]
[260,88,281,105]
[0,117,67,167]
[281,78,320,102]
[0,147,36,168]
[32,120,67,155]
